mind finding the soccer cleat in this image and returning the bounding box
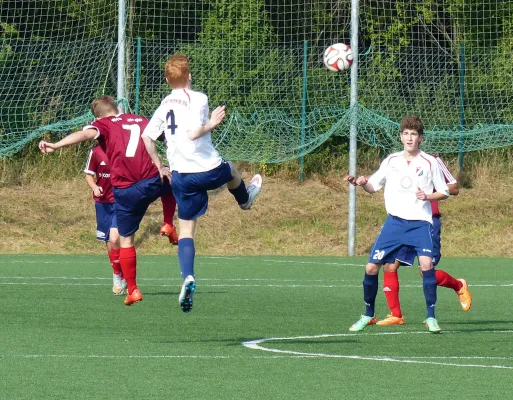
[124,288,143,306]
[456,278,472,312]
[424,317,441,333]
[239,174,263,210]
[349,315,377,332]
[112,273,126,295]
[160,223,179,245]
[179,275,196,313]
[376,314,405,326]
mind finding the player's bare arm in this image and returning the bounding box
[448,182,459,196]
[39,128,98,154]
[416,188,449,201]
[346,175,375,193]
[141,134,171,183]
[85,174,103,197]
[188,105,226,141]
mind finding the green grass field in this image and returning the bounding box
[1,255,512,399]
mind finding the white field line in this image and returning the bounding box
[243,330,513,369]
[0,279,511,288]
[0,276,512,288]
[8,259,365,267]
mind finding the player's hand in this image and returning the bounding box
[209,105,226,129]
[416,187,428,201]
[159,165,172,184]
[93,186,103,197]
[39,140,57,154]
[355,176,369,186]
[345,175,358,186]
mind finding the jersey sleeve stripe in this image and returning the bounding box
[436,157,457,183]
[84,149,94,172]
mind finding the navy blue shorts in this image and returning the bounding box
[368,215,434,264]
[172,161,233,220]
[396,216,442,267]
[113,174,173,237]
[95,202,117,242]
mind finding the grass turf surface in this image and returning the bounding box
[0,255,512,399]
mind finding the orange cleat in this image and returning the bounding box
[124,288,143,306]
[456,278,472,312]
[160,223,178,245]
[376,314,405,326]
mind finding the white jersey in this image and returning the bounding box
[367,150,449,223]
[143,88,223,173]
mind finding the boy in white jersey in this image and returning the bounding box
[346,115,449,333]
[142,54,262,313]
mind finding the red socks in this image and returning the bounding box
[108,248,121,275]
[383,271,402,318]
[119,246,137,294]
[161,193,177,226]
[435,269,462,292]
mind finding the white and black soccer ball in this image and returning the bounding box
[323,43,353,72]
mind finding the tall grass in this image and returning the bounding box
[2,138,513,187]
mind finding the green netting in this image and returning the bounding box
[1,1,513,161]
[0,0,118,157]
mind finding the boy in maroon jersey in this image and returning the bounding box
[375,156,472,326]
[40,96,175,306]
[84,144,126,295]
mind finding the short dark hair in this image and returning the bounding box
[400,115,424,136]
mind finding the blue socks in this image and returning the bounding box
[422,268,437,319]
[178,238,195,279]
[229,181,249,205]
[363,273,379,317]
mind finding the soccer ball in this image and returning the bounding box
[323,43,353,72]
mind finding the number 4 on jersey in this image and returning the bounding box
[167,110,178,135]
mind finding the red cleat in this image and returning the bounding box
[124,288,143,306]
[160,223,178,245]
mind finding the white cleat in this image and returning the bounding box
[112,273,126,295]
[239,174,262,210]
[179,275,196,313]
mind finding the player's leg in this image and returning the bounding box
[176,218,197,313]
[349,262,381,332]
[171,171,210,312]
[108,226,125,295]
[113,180,156,306]
[95,202,124,295]
[350,215,406,331]
[431,216,472,311]
[160,192,178,245]
[418,255,440,333]
[226,161,262,210]
[403,219,440,332]
[377,260,405,325]
[118,234,142,305]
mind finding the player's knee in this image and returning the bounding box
[383,261,399,273]
[365,263,380,275]
[418,256,433,272]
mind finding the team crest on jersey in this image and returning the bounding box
[416,167,423,176]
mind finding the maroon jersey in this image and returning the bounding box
[84,145,115,204]
[85,114,158,189]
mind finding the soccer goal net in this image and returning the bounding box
[1,1,512,161]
